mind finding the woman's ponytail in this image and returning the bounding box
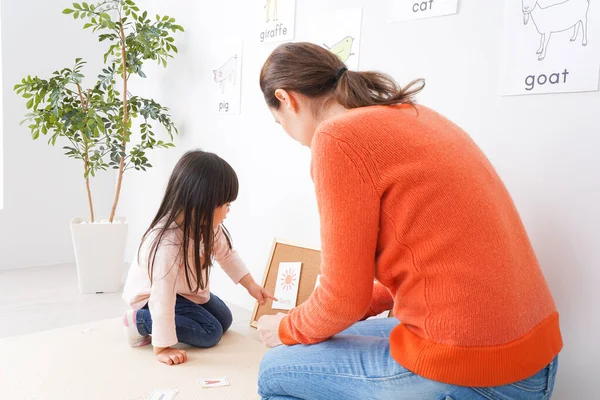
[260,42,424,111]
[335,69,425,109]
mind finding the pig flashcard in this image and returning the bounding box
[213,55,237,94]
[272,262,302,310]
[208,40,243,114]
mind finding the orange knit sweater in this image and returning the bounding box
[278,105,562,387]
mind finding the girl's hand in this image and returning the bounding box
[257,313,286,348]
[248,283,277,305]
[155,347,188,365]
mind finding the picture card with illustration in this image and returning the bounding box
[206,40,243,114]
[304,8,363,71]
[501,0,599,95]
[272,262,302,310]
[257,0,296,44]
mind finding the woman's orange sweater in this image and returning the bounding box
[278,105,562,387]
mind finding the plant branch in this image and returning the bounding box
[76,83,87,110]
[109,13,128,222]
[76,83,95,222]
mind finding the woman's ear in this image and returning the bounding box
[274,89,298,113]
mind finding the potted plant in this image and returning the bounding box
[14,0,184,293]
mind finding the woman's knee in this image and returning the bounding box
[258,347,290,397]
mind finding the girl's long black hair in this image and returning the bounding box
[139,150,239,292]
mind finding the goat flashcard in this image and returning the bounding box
[258,0,296,44]
[502,0,599,95]
[389,0,459,22]
[305,8,363,71]
[272,262,302,311]
[207,41,243,114]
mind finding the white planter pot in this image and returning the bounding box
[70,217,128,294]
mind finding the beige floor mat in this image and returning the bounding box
[0,318,268,400]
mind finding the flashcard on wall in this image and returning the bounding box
[389,0,459,22]
[501,0,600,95]
[258,0,296,44]
[305,8,363,70]
[272,262,302,310]
[207,40,243,114]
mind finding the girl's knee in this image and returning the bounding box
[220,308,233,333]
[203,324,225,348]
[183,324,224,348]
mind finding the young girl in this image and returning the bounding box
[122,150,275,366]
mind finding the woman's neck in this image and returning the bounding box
[307,101,349,148]
[316,101,348,126]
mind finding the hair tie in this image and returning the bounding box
[335,67,348,81]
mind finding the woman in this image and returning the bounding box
[256,42,562,400]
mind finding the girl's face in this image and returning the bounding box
[213,203,231,228]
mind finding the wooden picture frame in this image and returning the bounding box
[249,238,395,328]
[250,238,321,328]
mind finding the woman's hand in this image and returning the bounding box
[248,283,277,305]
[240,274,277,305]
[257,313,286,348]
[154,347,188,365]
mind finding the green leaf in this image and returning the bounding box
[74,11,80,18]
[82,2,89,10]
[26,98,34,109]
[73,3,82,10]
[83,23,93,29]
[63,8,74,14]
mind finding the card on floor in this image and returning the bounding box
[146,389,179,400]
[200,376,230,388]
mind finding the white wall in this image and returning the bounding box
[120,1,599,397]
[0,0,114,270]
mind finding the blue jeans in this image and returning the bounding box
[258,318,558,400]
[136,293,232,348]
